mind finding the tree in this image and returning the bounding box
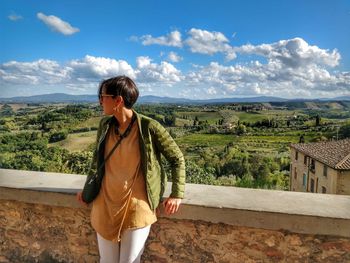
[49,130,68,143]
[64,151,93,174]
[315,115,321,126]
[339,123,350,139]
[236,124,246,135]
[235,173,254,188]
[0,104,15,117]
[185,160,217,185]
[193,116,199,126]
[286,119,291,127]
[164,114,176,126]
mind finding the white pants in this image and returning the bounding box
[97,225,151,263]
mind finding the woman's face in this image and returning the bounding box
[99,87,116,115]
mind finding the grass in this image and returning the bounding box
[177,133,300,147]
[73,116,101,129]
[218,109,305,124]
[234,110,307,123]
[239,135,299,142]
[233,112,266,123]
[49,130,97,152]
[176,133,238,147]
[175,132,307,159]
[5,104,31,112]
[175,118,193,126]
[175,111,222,124]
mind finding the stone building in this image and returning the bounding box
[290,139,350,195]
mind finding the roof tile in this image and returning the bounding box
[291,139,350,170]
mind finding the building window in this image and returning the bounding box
[294,167,297,179]
[304,155,307,165]
[310,178,315,193]
[310,159,315,173]
[322,186,327,193]
[323,165,327,177]
[295,151,298,160]
[303,173,307,187]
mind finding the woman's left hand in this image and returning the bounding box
[163,197,182,215]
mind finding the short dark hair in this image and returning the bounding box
[98,76,139,109]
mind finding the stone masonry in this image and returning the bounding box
[1,200,350,263]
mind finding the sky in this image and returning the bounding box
[1,0,350,99]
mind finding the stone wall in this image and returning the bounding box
[1,199,350,263]
[146,218,350,263]
[1,169,350,262]
[0,199,97,263]
[338,170,350,195]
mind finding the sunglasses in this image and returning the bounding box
[99,94,115,100]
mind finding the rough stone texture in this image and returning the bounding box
[143,218,350,263]
[1,200,350,263]
[0,200,98,263]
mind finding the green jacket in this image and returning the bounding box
[87,111,186,210]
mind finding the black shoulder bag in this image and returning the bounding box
[82,115,136,203]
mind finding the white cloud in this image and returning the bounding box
[0,55,135,88]
[37,12,79,35]
[206,87,217,95]
[184,56,349,98]
[135,56,183,83]
[141,30,182,47]
[0,59,71,85]
[134,29,339,69]
[136,56,152,69]
[0,55,183,96]
[237,37,340,68]
[69,55,135,79]
[8,14,23,21]
[185,28,236,61]
[0,36,349,99]
[134,28,236,60]
[168,51,183,63]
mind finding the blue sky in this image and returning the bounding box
[1,0,350,99]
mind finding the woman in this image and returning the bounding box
[77,76,185,263]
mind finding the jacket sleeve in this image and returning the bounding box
[86,118,104,178]
[151,120,186,198]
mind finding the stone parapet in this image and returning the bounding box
[1,168,350,262]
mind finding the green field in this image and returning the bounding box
[51,115,103,152]
[48,107,341,156]
[231,112,266,123]
[229,110,306,123]
[49,130,97,152]
[73,116,101,129]
[176,133,237,147]
[176,132,307,159]
[175,111,222,124]
[2,101,350,190]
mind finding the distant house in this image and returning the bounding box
[290,139,350,195]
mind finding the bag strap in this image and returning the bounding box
[97,114,137,174]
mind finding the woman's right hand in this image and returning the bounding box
[76,191,89,207]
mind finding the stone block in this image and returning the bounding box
[1,199,350,262]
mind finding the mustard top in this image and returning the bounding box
[91,120,157,242]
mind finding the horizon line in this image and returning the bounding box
[1,92,349,101]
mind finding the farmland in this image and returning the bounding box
[1,100,349,190]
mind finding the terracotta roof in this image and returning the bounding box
[291,139,350,170]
